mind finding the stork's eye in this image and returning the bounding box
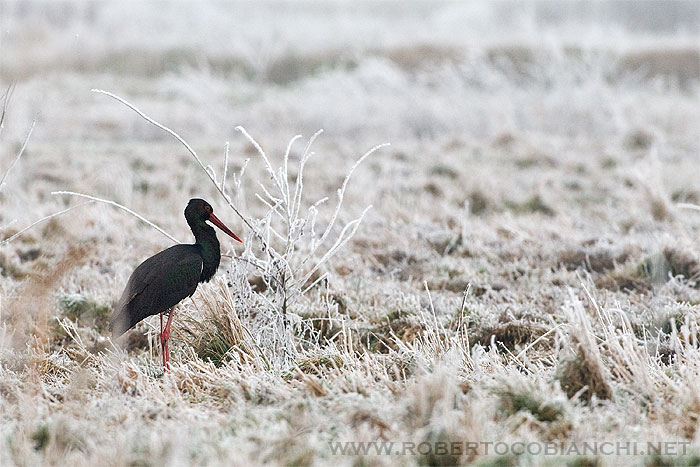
[204,205,212,213]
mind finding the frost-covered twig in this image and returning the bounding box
[0,201,93,245]
[282,134,302,214]
[298,204,373,288]
[92,89,254,232]
[0,119,36,194]
[677,203,700,213]
[296,142,389,274]
[235,126,282,195]
[52,191,180,243]
[221,141,230,192]
[0,83,15,135]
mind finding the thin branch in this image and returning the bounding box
[292,129,323,222]
[283,134,302,213]
[221,141,230,192]
[254,192,285,222]
[307,196,329,242]
[52,191,180,243]
[298,205,372,288]
[258,183,284,210]
[296,143,388,273]
[301,272,328,295]
[0,201,93,245]
[233,157,250,208]
[205,164,218,185]
[235,126,283,196]
[0,119,36,193]
[92,89,254,232]
[677,203,700,212]
[221,254,283,288]
[0,83,16,133]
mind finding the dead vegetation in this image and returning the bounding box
[557,248,629,273]
[557,346,613,402]
[473,315,550,352]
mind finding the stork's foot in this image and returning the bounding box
[164,341,170,371]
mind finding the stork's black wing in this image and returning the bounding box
[109,244,203,338]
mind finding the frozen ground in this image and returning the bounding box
[0,2,699,466]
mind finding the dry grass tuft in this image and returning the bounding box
[506,194,556,217]
[638,247,700,287]
[0,251,27,280]
[179,278,258,368]
[558,248,629,273]
[359,320,425,353]
[557,346,613,402]
[495,378,564,423]
[595,269,652,293]
[474,316,550,352]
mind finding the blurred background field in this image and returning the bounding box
[0,2,699,466]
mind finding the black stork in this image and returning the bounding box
[109,198,242,370]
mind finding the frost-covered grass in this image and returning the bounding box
[1,2,699,466]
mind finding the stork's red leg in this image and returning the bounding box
[162,308,175,370]
[160,312,166,369]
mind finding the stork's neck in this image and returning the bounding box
[191,222,221,282]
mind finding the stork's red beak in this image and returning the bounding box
[208,213,242,243]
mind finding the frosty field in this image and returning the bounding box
[1,2,699,466]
